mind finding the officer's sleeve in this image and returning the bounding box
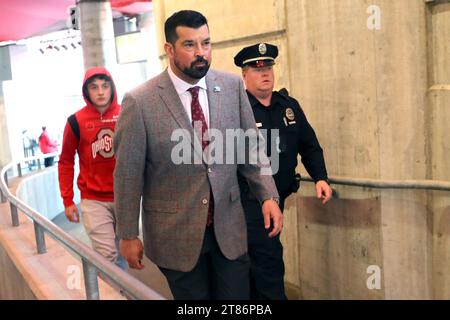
[293,98,329,182]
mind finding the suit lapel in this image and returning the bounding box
[157,70,203,159]
[157,70,193,130]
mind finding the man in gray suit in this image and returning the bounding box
[114,10,282,300]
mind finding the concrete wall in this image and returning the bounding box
[428,2,450,299]
[153,0,449,299]
[286,0,431,300]
[0,242,37,299]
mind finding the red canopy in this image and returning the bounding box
[0,0,152,42]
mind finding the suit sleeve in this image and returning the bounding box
[236,78,279,203]
[58,121,78,207]
[294,99,328,182]
[114,93,147,240]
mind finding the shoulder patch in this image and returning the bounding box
[277,88,306,116]
[285,108,295,121]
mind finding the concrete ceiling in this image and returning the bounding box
[0,0,152,42]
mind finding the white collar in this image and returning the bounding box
[168,64,207,95]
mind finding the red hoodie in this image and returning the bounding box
[58,67,120,207]
[39,130,58,154]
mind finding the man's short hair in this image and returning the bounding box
[164,10,208,44]
[82,74,114,105]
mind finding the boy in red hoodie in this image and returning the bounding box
[58,67,126,269]
[39,126,58,167]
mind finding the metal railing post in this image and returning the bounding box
[0,188,5,203]
[17,163,22,177]
[4,171,8,188]
[10,203,19,227]
[82,259,100,300]
[33,221,47,254]
[37,159,42,170]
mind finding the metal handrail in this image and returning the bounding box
[0,153,165,300]
[302,175,450,192]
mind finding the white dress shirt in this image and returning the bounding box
[167,65,210,127]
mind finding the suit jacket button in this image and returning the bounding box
[202,198,208,205]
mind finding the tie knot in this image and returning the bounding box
[188,86,200,97]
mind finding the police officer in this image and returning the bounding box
[234,43,332,299]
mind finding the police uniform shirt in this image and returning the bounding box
[239,90,328,199]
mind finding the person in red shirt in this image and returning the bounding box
[58,66,126,270]
[38,126,58,167]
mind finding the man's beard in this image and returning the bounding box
[175,56,210,79]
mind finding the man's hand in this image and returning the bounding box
[120,238,145,270]
[64,204,80,223]
[262,199,283,237]
[316,180,332,204]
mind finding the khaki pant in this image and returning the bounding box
[80,199,127,269]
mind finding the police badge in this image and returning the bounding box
[258,43,267,55]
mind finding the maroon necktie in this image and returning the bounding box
[188,86,214,226]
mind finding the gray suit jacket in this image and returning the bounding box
[114,69,278,272]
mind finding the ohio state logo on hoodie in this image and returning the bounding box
[92,128,114,159]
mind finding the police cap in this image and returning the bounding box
[234,43,278,68]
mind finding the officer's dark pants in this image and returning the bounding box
[158,225,250,300]
[241,191,287,300]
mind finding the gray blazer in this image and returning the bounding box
[114,69,278,272]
